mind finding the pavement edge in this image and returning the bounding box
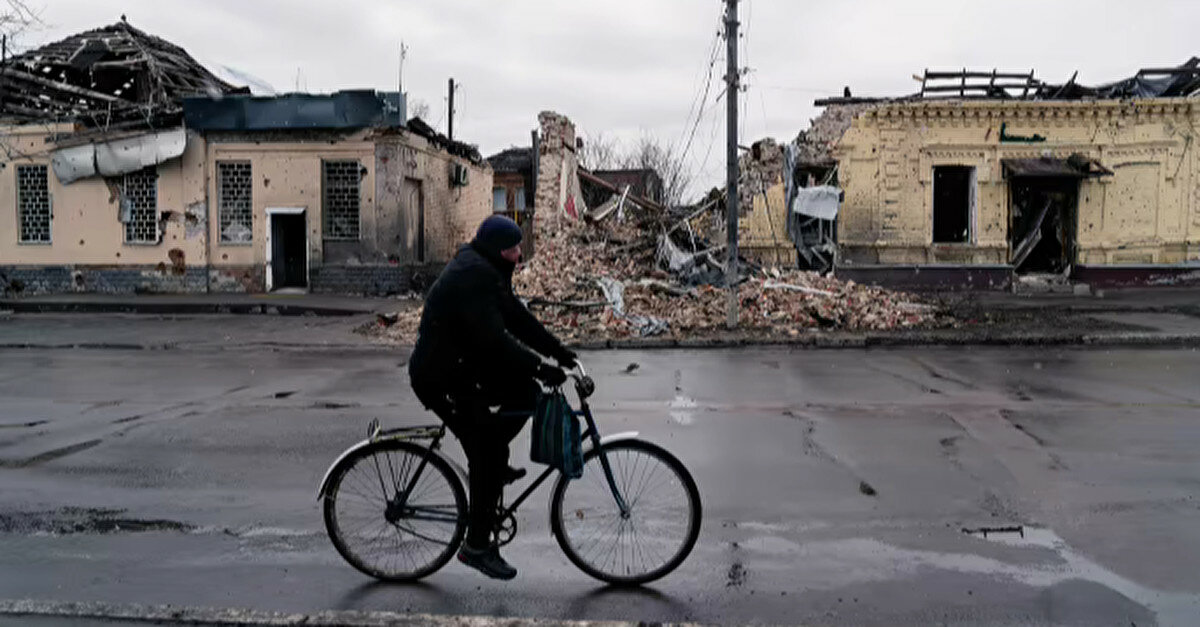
[0,598,707,626]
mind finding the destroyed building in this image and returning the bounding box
[734,106,866,273]
[586,168,663,206]
[487,145,536,258]
[815,60,1200,290]
[0,21,492,295]
[365,109,943,345]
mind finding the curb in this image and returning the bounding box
[568,332,1200,350]
[2,335,1199,352]
[0,342,390,351]
[0,301,370,317]
[0,599,703,627]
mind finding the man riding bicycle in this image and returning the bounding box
[409,215,576,580]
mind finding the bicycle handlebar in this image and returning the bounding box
[569,360,596,399]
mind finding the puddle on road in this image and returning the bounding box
[716,520,1199,625]
[960,524,1200,626]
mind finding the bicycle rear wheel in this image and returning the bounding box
[323,440,466,581]
[550,439,701,585]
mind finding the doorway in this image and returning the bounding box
[1009,177,1078,274]
[403,177,425,262]
[267,208,308,291]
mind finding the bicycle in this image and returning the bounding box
[316,363,702,585]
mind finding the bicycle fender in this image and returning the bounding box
[316,439,469,502]
[582,431,640,455]
[548,431,640,520]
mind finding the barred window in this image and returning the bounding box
[16,164,50,243]
[322,160,361,240]
[217,161,253,243]
[120,167,159,244]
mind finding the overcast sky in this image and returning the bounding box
[26,0,1200,200]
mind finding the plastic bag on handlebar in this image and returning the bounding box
[530,390,583,479]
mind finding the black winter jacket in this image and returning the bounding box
[408,243,567,387]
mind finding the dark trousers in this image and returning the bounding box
[412,374,538,548]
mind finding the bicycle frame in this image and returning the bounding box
[495,390,630,519]
[319,365,633,529]
[383,370,631,523]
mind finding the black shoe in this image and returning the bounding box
[457,544,517,580]
[503,466,527,485]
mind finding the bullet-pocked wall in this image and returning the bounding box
[374,130,492,269]
[834,99,1200,269]
[204,129,375,292]
[0,123,211,294]
[0,123,493,295]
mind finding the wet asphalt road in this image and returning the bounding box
[1,315,1199,625]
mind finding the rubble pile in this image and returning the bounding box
[365,210,943,345]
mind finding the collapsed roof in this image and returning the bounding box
[0,19,246,129]
[488,146,534,173]
[816,57,1200,106]
[405,116,483,164]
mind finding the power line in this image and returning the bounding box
[671,15,724,184]
[673,22,722,156]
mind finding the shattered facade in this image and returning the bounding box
[823,60,1200,289]
[834,98,1200,288]
[0,23,492,296]
[534,111,587,221]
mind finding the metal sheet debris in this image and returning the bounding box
[791,186,841,221]
[51,127,188,184]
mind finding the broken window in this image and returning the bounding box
[120,167,159,244]
[322,160,361,240]
[16,164,51,243]
[933,165,973,243]
[493,187,507,212]
[217,161,253,244]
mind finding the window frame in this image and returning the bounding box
[15,163,51,245]
[217,160,254,246]
[121,166,160,245]
[321,159,362,241]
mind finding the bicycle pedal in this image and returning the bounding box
[503,466,527,484]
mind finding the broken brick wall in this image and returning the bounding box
[738,138,784,214]
[793,103,879,170]
[534,111,587,223]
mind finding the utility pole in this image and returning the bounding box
[447,78,456,141]
[724,0,740,328]
[398,42,407,94]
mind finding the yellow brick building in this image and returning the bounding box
[832,99,1200,288]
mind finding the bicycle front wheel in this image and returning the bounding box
[323,440,467,581]
[550,439,701,585]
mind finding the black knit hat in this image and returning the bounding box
[472,215,523,255]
